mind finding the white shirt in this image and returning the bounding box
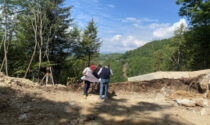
[81,67,99,82]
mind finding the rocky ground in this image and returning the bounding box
[0,72,210,125]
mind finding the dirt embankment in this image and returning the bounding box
[71,74,209,95]
[0,72,210,125]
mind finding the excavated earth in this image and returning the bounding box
[0,72,210,125]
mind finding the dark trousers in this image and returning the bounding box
[91,82,99,93]
[84,81,90,95]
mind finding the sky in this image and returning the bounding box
[65,0,188,54]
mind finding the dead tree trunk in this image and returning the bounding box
[24,9,38,78]
[38,11,46,81]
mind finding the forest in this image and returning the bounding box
[0,0,209,84]
[0,0,101,84]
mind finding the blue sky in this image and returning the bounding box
[65,0,187,53]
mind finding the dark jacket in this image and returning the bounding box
[99,67,111,79]
[93,67,100,79]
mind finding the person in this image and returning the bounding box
[45,67,51,84]
[98,64,113,100]
[92,64,102,93]
[43,66,54,85]
[81,65,99,97]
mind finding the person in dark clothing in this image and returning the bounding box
[98,64,113,100]
[91,64,102,93]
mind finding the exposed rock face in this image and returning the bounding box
[128,69,210,82]
[199,73,210,87]
[199,73,210,97]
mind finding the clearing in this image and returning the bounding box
[0,72,210,125]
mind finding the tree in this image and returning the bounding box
[0,0,17,75]
[176,0,210,27]
[80,19,101,66]
[0,0,103,84]
[170,23,186,70]
[71,26,82,58]
[46,0,73,83]
[16,0,73,82]
[176,0,210,70]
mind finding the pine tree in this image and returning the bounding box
[80,19,101,66]
[46,0,73,82]
[171,23,186,70]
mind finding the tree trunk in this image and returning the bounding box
[2,0,8,76]
[0,37,4,53]
[38,5,45,81]
[88,53,91,66]
[0,58,5,72]
[24,41,38,78]
[24,9,38,78]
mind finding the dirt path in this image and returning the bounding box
[1,81,210,125]
[123,63,128,79]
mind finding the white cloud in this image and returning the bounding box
[122,17,141,23]
[110,35,122,41]
[122,17,158,24]
[102,35,146,53]
[153,19,187,38]
[122,35,145,47]
[149,23,170,29]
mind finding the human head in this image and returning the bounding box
[90,65,96,70]
[97,64,102,68]
[106,64,110,68]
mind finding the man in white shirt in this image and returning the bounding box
[82,65,99,96]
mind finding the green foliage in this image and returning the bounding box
[0,0,209,85]
[176,0,210,26]
[0,0,102,84]
[176,0,210,70]
[14,70,25,77]
[170,24,187,70]
[98,39,176,83]
[99,0,210,83]
[180,25,210,70]
[98,53,126,83]
[124,39,175,77]
[73,19,102,66]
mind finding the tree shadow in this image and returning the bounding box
[87,98,193,125]
[0,86,194,125]
[0,86,82,125]
[88,114,195,125]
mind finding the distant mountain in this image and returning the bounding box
[97,38,176,83]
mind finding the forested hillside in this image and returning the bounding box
[100,0,210,83]
[98,38,177,83]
